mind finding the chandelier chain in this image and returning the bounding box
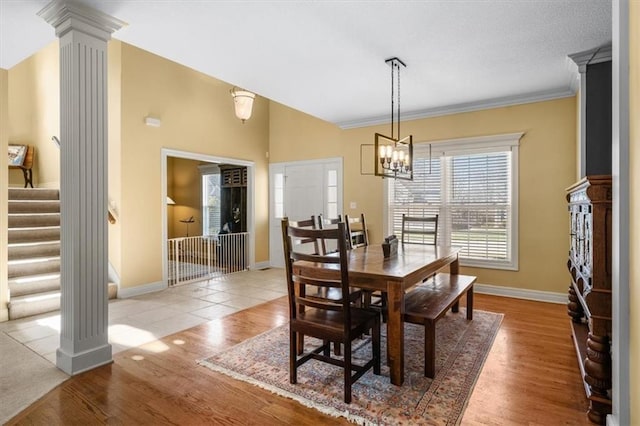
[397,61,401,141]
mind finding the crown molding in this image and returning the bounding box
[337,88,575,130]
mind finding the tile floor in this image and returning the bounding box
[0,268,288,364]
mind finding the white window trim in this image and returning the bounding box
[385,132,523,271]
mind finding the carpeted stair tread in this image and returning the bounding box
[8,188,60,200]
[8,257,61,279]
[8,226,60,243]
[8,241,60,260]
[9,200,60,214]
[8,290,61,320]
[7,187,116,319]
[8,273,60,297]
[9,213,60,228]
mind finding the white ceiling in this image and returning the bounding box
[0,0,611,128]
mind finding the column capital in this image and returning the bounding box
[568,44,613,74]
[37,1,126,41]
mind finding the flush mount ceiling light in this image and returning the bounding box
[230,87,256,123]
[374,57,413,181]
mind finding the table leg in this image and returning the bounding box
[387,281,404,386]
[449,256,459,275]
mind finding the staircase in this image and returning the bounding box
[7,188,117,320]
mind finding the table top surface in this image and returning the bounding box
[294,244,460,287]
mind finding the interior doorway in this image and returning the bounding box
[161,148,255,286]
[269,157,343,268]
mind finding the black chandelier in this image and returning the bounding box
[374,57,413,181]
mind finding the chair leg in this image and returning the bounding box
[344,342,352,404]
[322,340,331,357]
[381,294,388,323]
[297,334,304,356]
[373,318,381,375]
[290,330,297,384]
[334,342,341,356]
[425,322,436,378]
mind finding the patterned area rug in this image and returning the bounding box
[198,309,502,425]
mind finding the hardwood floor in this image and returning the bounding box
[8,294,590,425]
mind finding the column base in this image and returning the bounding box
[56,343,113,375]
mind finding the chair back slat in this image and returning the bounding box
[287,216,321,255]
[317,214,342,255]
[401,213,439,245]
[344,213,369,249]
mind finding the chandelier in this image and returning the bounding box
[374,57,413,181]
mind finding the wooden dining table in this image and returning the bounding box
[344,244,461,386]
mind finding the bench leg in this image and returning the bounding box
[425,321,436,378]
[451,300,459,313]
[466,286,474,320]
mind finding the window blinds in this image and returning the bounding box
[388,142,514,267]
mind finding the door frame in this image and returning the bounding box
[161,148,255,286]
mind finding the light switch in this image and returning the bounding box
[350,201,357,209]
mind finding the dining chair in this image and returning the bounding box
[281,218,381,403]
[288,216,361,356]
[287,216,321,255]
[317,214,342,255]
[345,213,386,321]
[401,213,439,245]
[401,213,440,285]
[344,213,369,249]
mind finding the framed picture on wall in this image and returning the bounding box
[8,144,27,166]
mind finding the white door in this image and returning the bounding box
[269,158,343,268]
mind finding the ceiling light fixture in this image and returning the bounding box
[374,57,413,181]
[230,87,256,123]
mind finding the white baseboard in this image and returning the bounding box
[475,283,566,304]
[117,280,166,299]
[251,261,271,270]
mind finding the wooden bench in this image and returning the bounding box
[403,273,476,378]
[8,145,34,188]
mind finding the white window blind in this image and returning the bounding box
[387,133,520,270]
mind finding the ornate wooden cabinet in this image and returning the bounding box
[566,175,612,424]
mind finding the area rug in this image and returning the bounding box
[198,309,502,425]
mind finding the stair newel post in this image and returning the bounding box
[38,1,125,375]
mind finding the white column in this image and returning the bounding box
[38,1,125,375]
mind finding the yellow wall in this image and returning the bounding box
[7,41,59,188]
[270,97,577,294]
[629,0,639,421]
[117,43,270,289]
[167,157,203,239]
[0,68,8,321]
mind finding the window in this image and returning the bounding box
[200,165,221,236]
[326,169,338,219]
[387,133,521,270]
